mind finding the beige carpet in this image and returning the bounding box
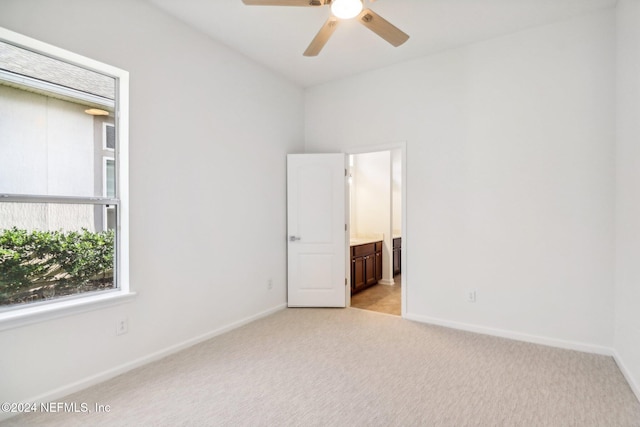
[3,308,640,426]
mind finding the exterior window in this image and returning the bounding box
[105,159,116,198]
[104,123,115,151]
[0,29,129,315]
[104,159,116,231]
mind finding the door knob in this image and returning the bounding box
[289,236,301,242]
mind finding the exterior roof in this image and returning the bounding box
[0,41,114,100]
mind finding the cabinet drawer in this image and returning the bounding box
[352,243,375,257]
[393,237,402,249]
[375,242,383,251]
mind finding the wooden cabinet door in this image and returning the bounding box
[393,238,402,275]
[393,248,400,275]
[364,255,377,286]
[375,251,382,281]
[352,257,365,291]
[350,240,384,294]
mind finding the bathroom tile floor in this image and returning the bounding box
[350,275,401,316]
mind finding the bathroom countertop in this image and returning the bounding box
[350,237,383,246]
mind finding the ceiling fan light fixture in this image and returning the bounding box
[330,0,362,20]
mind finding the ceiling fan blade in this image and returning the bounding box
[242,0,325,5]
[303,17,339,56]
[357,8,409,47]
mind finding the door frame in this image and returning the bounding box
[345,141,407,317]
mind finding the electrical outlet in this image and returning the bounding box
[467,290,477,303]
[116,317,129,335]
[267,279,273,290]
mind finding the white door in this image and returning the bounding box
[287,153,346,307]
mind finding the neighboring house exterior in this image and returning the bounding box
[0,41,116,233]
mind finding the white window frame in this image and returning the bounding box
[0,26,134,331]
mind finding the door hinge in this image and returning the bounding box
[345,278,347,286]
[345,224,347,231]
[345,168,347,177]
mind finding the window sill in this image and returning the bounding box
[0,291,137,332]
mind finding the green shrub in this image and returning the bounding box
[0,227,114,305]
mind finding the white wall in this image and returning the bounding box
[0,0,303,407]
[306,10,616,349]
[614,0,640,399]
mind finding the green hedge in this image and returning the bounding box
[0,227,114,305]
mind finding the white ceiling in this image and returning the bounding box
[146,0,616,87]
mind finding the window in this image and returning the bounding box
[103,124,116,230]
[104,123,115,151]
[104,158,116,230]
[0,27,131,327]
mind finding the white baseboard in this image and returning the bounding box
[612,349,640,404]
[403,312,613,356]
[378,279,395,286]
[0,303,287,422]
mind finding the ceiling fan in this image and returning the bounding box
[241,0,410,56]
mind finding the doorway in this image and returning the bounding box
[346,145,405,316]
